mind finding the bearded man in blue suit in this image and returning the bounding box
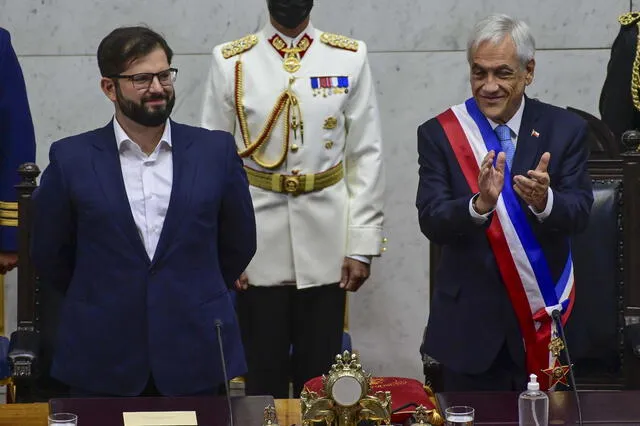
[416,15,593,391]
[32,27,256,397]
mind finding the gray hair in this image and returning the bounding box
[467,14,536,69]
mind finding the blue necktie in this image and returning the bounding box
[495,124,515,169]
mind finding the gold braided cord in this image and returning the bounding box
[632,22,640,113]
[234,60,297,170]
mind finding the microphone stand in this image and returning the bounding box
[215,320,234,426]
[551,310,583,426]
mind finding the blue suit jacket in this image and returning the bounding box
[0,28,36,250]
[31,120,257,396]
[416,97,593,375]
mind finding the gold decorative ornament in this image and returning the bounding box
[262,405,279,426]
[325,141,334,149]
[222,34,258,59]
[270,34,313,74]
[324,116,338,130]
[619,11,640,26]
[412,404,443,426]
[320,33,359,52]
[548,337,565,357]
[300,351,392,426]
[282,47,302,73]
[542,358,571,388]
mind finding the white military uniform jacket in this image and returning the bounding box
[201,21,385,288]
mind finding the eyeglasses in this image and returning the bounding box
[109,68,178,90]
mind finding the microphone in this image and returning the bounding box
[215,319,234,426]
[550,309,583,426]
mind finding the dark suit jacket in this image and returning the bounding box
[0,28,36,250]
[416,97,593,375]
[31,120,257,396]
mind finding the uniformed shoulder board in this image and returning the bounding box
[619,11,640,26]
[320,32,359,52]
[221,34,258,59]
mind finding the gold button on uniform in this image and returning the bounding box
[325,141,334,149]
[291,144,299,152]
[382,237,388,243]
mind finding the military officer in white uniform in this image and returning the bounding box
[200,0,385,398]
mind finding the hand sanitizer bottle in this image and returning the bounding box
[518,374,548,426]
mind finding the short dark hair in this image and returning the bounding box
[97,26,173,77]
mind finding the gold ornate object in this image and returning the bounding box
[300,351,392,426]
[548,337,565,357]
[543,358,571,388]
[222,34,258,59]
[619,11,640,26]
[283,47,302,73]
[324,116,338,130]
[262,405,279,426]
[412,404,443,426]
[320,33,359,52]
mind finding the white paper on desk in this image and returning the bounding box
[122,411,198,426]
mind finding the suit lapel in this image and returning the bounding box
[151,121,197,265]
[512,97,543,176]
[91,121,149,263]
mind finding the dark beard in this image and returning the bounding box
[268,0,313,29]
[115,84,175,127]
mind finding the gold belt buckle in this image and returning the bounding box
[283,175,300,194]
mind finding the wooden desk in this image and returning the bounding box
[0,399,300,426]
[0,403,47,426]
[276,399,301,425]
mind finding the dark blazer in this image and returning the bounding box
[0,28,36,250]
[416,97,593,375]
[31,120,256,396]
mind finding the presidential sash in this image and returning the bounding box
[437,98,575,389]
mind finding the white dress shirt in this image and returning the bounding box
[113,118,173,260]
[469,97,553,222]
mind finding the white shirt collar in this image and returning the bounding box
[113,117,172,152]
[262,19,315,47]
[487,96,526,138]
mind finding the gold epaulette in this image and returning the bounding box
[320,33,359,52]
[619,12,640,26]
[221,34,258,59]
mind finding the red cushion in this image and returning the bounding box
[303,376,437,423]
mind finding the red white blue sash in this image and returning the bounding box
[437,98,575,389]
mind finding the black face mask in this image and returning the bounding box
[268,0,314,30]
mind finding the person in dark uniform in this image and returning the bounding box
[599,12,640,144]
[0,28,36,272]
